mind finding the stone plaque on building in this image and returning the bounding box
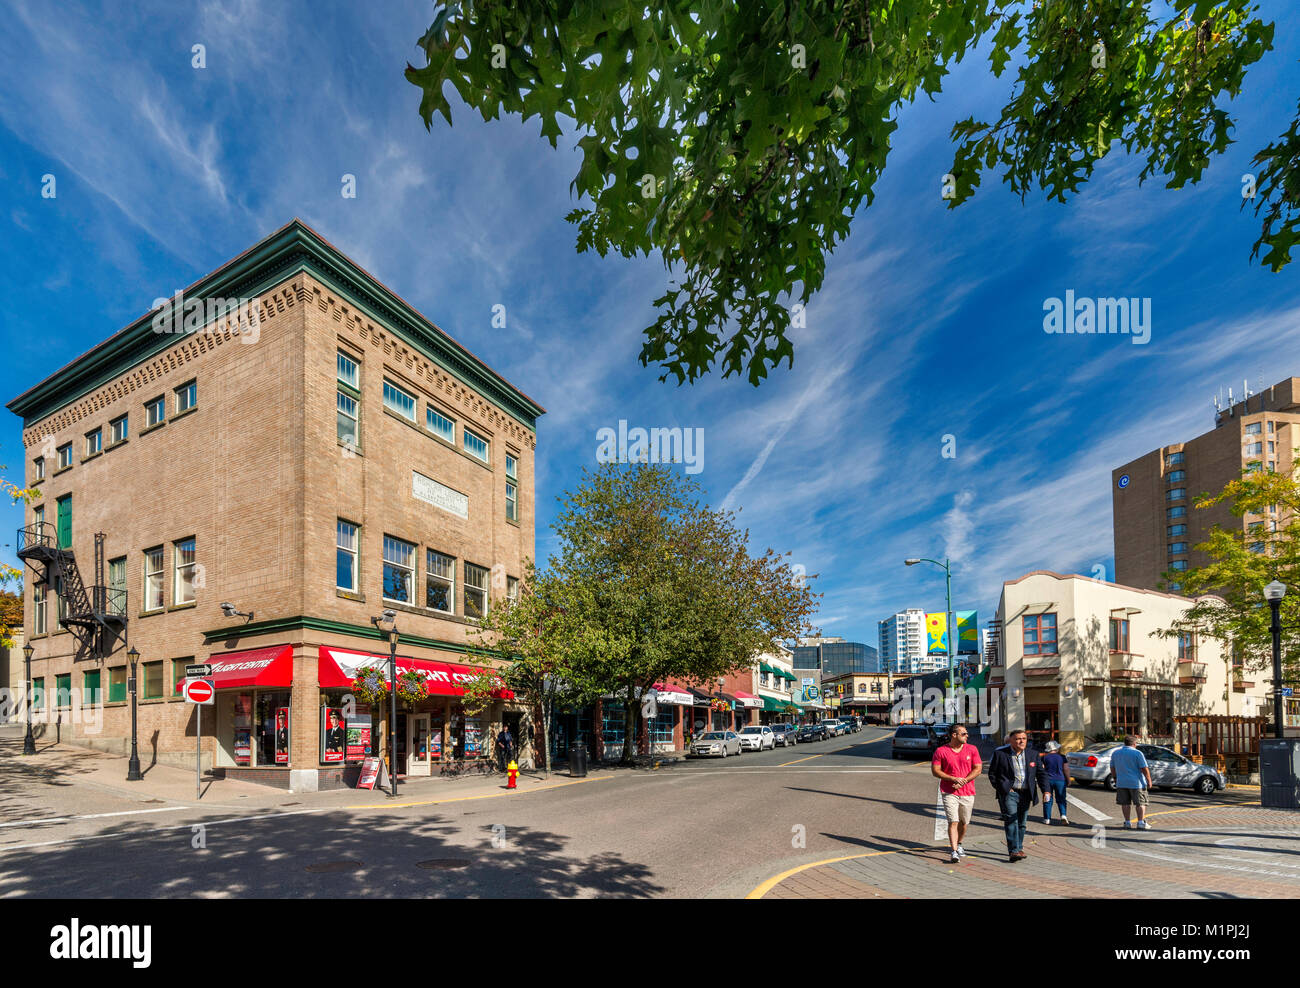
[412,470,469,519]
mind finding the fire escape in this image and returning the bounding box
[17,525,128,661]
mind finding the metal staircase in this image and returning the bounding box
[17,525,127,661]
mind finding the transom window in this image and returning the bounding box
[464,562,489,619]
[463,428,489,463]
[426,550,455,613]
[145,395,165,427]
[383,535,416,603]
[175,380,197,413]
[383,380,417,422]
[144,547,165,612]
[337,520,358,592]
[110,415,128,444]
[427,407,455,443]
[1023,613,1057,655]
[85,428,102,456]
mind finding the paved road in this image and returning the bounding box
[0,726,1284,898]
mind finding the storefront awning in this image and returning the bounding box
[317,647,514,699]
[174,644,294,693]
[652,683,695,706]
[733,690,762,708]
[761,695,797,713]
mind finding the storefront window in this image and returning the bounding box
[1147,690,1173,737]
[233,692,253,765]
[1110,687,1141,736]
[450,706,484,759]
[602,702,627,748]
[430,710,445,761]
[255,691,292,766]
[650,708,674,745]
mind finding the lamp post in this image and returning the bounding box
[1266,581,1287,739]
[906,557,957,722]
[371,610,399,798]
[126,645,142,781]
[22,642,35,755]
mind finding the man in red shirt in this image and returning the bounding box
[931,725,982,863]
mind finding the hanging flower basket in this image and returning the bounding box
[351,667,388,707]
[395,669,428,706]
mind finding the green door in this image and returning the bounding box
[56,495,71,549]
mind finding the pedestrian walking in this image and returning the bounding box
[497,724,515,771]
[931,724,982,863]
[1108,735,1153,830]
[1041,741,1070,826]
[987,728,1049,862]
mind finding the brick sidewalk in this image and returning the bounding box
[757,803,1300,899]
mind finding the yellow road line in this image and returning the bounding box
[747,847,916,899]
[1142,801,1242,819]
[1227,783,1261,790]
[778,752,825,766]
[342,774,610,810]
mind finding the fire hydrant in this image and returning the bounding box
[506,760,518,789]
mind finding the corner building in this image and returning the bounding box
[9,220,544,790]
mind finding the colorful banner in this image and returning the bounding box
[926,612,948,654]
[956,610,979,654]
[345,705,372,762]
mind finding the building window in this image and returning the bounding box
[33,456,44,482]
[31,677,43,712]
[337,351,359,389]
[1165,452,1185,467]
[173,537,197,605]
[108,556,126,616]
[57,443,72,470]
[1167,524,1187,537]
[507,576,519,606]
[383,380,417,422]
[1245,422,1262,436]
[144,546,165,612]
[426,550,455,613]
[33,582,46,635]
[1246,462,1262,474]
[382,535,416,603]
[1166,488,1186,501]
[1269,441,1276,453]
[1109,618,1130,652]
[1110,687,1141,735]
[171,658,192,693]
[108,667,126,703]
[464,562,489,619]
[83,669,101,705]
[506,481,517,522]
[337,520,358,591]
[1248,544,1264,555]
[110,415,128,445]
[85,428,102,456]
[143,661,164,699]
[1167,506,1187,519]
[1168,582,1182,592]
[55,673,71,709]
[463,428,489,463]
[650,708,674,745]
[1167,470,1185,483]
[1245,442,1263,456]
[175,380,197,413]
[337,392,359,446]
[1168,542,1189,555]
[1023,613,1057,655]
[1170,559,1190,569]
[1178,632,1196,661]
[506,454,517,479]
[1147,690,1174,737]
[427,406,455,444]
[601,701,627,748]
[1269,461,1276,472]
[145,395,165,427]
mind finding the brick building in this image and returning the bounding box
[8,220,544,790]
[1113,378,1300,592]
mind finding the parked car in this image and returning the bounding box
[842,716,862,734]
[770,724,799,747]
[1068,742,1224,795]
[891,723,950,759]
[739,725,776,751]
[822,719,845,737]
[797,723,829,742]
[690,730,743,758]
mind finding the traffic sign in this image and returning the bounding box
[1283,687,1294,697]
[183,678,215,705]
[185,663,212,678]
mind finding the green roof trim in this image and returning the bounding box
[8,219,546,430]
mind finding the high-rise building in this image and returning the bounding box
[1113,378,1300,592]
[878,609,926,674]
[792,636,882,676]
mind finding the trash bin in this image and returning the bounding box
[568,747,588,778]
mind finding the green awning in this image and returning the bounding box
[763,696,799,712]
[759,662,774,674]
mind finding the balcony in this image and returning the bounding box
[1109,652,1146,681]
[1232,674,1254,692]
[1178,661,1208,685]
[1023,654,1061,677]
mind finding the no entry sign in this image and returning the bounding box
[183,678,215,705]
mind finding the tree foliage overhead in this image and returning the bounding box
[407,0,1284,386]
[1159,468,1300,683]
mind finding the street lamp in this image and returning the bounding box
[126,645,142,781]
[22,642,35,755]
[371,610,399,798]
[906,557,958,722]
[1266,580,1287,739]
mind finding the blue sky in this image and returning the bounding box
[1,1,1298,650]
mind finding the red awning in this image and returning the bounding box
[317,646,514,699]
[174,645,294,692]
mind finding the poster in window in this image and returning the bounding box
[322,707,346,763]
[430,712,444,760]
[463,716,482,758]
[345,704,372,761]
[234,728,251,765]
[275,707,291,764]
[234,693,253,727]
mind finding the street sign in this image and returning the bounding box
[1283,687,1294,697]
[183,678,215,705]
[185,663,212,678]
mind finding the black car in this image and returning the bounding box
[890,722,952,759]
[797,723,828,742]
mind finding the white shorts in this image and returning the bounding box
[941,792,974,824]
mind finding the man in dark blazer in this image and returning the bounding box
[987,729,1050,862]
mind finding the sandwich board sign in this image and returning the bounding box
[357,757,391,791]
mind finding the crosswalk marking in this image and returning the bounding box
[1066,792,1111,821]
[933,790,948,841]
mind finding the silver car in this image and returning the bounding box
[690,730,742,758]
[1068,742,1224,795]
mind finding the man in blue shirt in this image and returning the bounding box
[1108,735,1153,830]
